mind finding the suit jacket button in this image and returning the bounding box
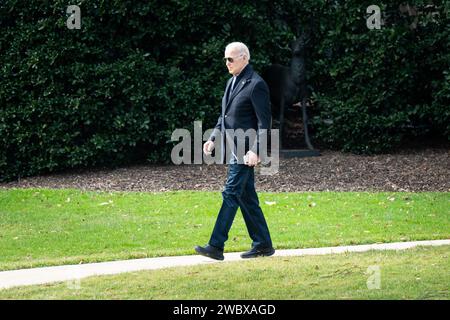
[225,115,228,118]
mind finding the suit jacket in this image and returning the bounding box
[210,64,271,164]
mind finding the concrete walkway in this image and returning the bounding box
[1,239,449,290]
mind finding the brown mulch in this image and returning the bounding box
[1,148,449,192]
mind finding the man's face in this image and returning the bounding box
[224,48,247,76]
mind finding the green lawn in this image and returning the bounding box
[0,188,449,271]
[0,245,448,299]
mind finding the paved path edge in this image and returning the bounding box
[1,239,449,290]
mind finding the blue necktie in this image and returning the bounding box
[226,77,236,102]
[230,76,237,92]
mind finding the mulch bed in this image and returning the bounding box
[1,148,449,192]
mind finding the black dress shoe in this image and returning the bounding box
[240,246,275,259]
[195,244,224,261]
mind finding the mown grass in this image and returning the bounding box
[0,188,449,271]
[0,245,448,299]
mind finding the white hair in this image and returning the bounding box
[225,42,250,61]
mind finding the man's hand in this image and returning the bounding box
[203,140,214,155]
[244,150,260,167]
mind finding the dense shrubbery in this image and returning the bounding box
[0,0,448,181]
[310,1,449,153]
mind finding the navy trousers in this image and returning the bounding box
[208,163,273,250]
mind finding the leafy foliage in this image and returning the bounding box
[0,0,448,180]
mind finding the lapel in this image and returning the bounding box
[224,64,253,113]
[222,78,233,112]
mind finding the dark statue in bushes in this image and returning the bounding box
[262,31,314,151]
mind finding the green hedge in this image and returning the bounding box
[0,0,448,181]
[310,1,450,153]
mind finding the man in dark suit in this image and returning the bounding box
[195,42,275,260]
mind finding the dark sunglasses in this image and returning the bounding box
[223,54,243,63]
